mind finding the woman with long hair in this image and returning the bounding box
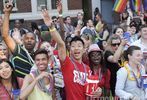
[0,60,20,100]
[85,44,110,99]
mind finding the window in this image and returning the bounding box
[51,0,57,9]
[3,0,18,11]
[37,0,47,11]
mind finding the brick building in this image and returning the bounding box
[0,0,115,28]
[0,0,83,28]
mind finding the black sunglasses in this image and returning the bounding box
[111,43,120,46]
[52,20,57,22]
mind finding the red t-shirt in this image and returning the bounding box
[61,56,91,100]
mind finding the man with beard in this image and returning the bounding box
[2,2,36,78]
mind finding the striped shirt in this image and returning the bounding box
[11,45,34,78]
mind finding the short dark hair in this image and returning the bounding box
[64,16,70,21]
[41,24,49,31]
[52,16,57,20]
[24,32,36,40]
[70,36,84,46]
[33,49,49,60]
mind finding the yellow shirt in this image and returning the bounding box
[28,73,53,100]
[28,84,52,100]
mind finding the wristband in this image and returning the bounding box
[49,28,56,32]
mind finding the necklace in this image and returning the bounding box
[70,57,87,84]
[124,61,142,88]
[124,61,141,81]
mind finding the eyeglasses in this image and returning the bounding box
[111,43,120,47]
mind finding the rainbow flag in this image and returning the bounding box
[130,0,141,14]
[113,0,128,13]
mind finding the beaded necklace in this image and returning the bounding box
[70,57,87,84]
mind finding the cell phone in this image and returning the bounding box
[123,32,130,41]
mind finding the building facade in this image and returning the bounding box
[0,0,115,28]
[0,0,84,29]
[0,0,82,20]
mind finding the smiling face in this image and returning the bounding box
[70,41,84,61]
[115,28,124,38]
[111,39,121,51]
[89,51,102,65]
[128,50,143,65]
[0,62,12,80]
[35,53,49,72]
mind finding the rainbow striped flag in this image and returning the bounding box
[113,0,128,13]
[130,0,141,14]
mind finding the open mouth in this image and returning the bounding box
[74,52,80,55]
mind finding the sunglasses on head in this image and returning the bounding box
[111,43,120,46]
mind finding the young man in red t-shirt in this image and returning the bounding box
[41,6,91,100]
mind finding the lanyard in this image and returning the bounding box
[70,57,87,83]
[128,63,142,88]
[132,70,142,88]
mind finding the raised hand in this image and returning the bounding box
[92,87,102,98]
[56,0,62,14]
[42,9,53,27]
[12,28,23,45]
[36,72,50,81]
[3,0,13,14]
[120,38,128,46]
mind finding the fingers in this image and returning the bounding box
[92,87,102,97]
[41,9,50,19]
[5,0,13,8]
[56,0,62,5]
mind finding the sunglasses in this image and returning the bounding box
[52,20,57,22]
[111,43,120,46]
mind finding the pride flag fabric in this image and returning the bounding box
[130,0,141,14]
[113,0,128,13]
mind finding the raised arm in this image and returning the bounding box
[20,72,50,99]
[56,0,65,40]
[107,39,127,63]
[2,1,16,53]
[42,9,66,62]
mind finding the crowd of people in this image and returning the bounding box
[0,0,147,100]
